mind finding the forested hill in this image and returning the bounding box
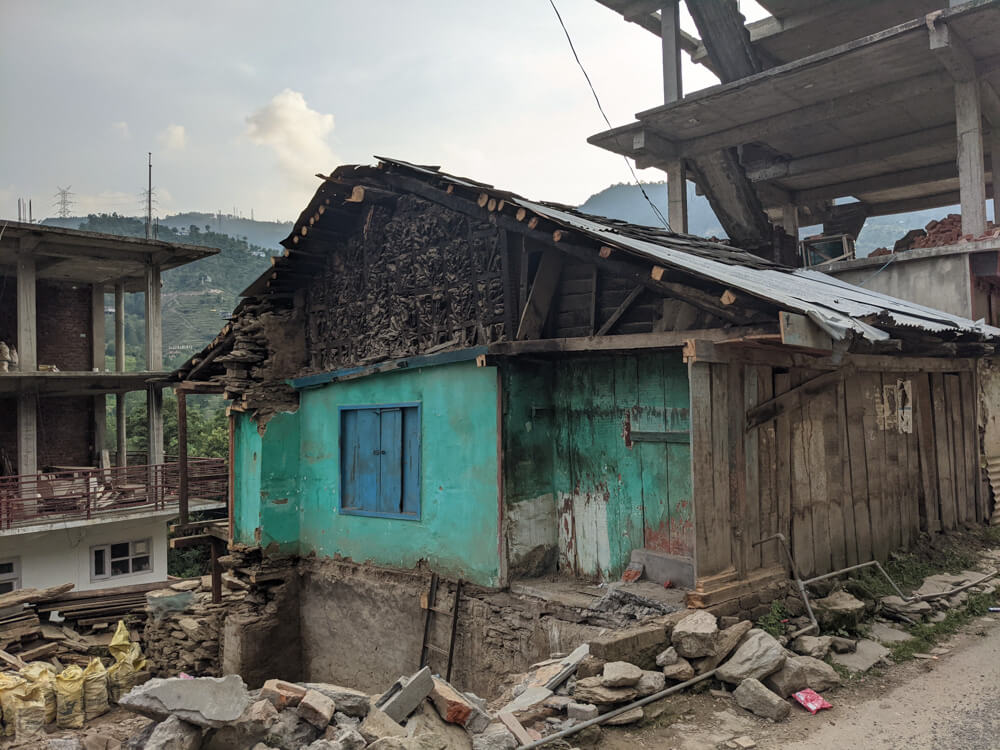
[43,213,284,369]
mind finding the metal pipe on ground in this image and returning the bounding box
[516,669,719,750]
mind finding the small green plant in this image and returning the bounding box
[756,600,787,638]
[888,589,998,662]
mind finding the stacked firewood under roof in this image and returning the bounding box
[0,581,170,670]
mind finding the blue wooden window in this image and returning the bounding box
[340,404,420,519]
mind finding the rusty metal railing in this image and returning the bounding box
[0,458,227,531]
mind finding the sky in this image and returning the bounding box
[0,1,766,223]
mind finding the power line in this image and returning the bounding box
[53,186,75,218]
[547,0,672,231]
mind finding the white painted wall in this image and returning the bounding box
[1,516,168,592]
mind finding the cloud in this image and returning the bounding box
[245,90,336,185]
[158,124,187,151]
[111,121,130,138]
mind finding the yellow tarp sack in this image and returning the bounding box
[55,665,85,729]
[19,662,56,725]
[83,658,109,721]
[108,620,146,703]
[10,683,45,743]
[0,673,27,737]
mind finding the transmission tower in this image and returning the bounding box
[53,186,74,218]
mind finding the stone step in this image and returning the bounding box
[629,548,694,589]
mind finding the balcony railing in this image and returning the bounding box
[0,458,227,531]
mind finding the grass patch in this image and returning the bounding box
[888,590,998,662]
[756,600,787,638]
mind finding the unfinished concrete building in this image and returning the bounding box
[170,158,1000,692]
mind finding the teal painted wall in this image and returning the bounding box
[503,352,692,581]
[233,415,262,546]
[231,360,502,586]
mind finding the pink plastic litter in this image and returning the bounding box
[793,689,832,714]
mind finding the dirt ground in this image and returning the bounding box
[599,608,1000,750]
[0,706,150,748]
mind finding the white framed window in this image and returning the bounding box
[91,539,152,581]
[0,558,20,594]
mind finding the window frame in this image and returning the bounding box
[338,402,422,521]
[90,538,153,582]
[0,557,21,594]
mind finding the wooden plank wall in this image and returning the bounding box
[691,359,983,583]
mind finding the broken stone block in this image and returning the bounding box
[177,617,210,642]
[170,580,201,592]
[405,700,473,749]
[716,629,786,685]
[204,699,279,750]
[567,702,599,721]
[867,622,912,645]
[500,685,553,724]
[429,677,490,733]
[471,723,517,750]
[763,656,841,697]
[298,689,337,729]
[732,678,790,721]
[830,639,890,673]
[572,676,638,705]
[322,727,367,750]
[692,620,753,673]
[811,591,865,630]
[576,655,605,679]
[880,596,932,619]
[828,636,856,654]
[119,674,252,728]
[605,706,644,725]
[732,735,756,749]
[334,711,360,729]
[378,667,434,724]
[145,715,203,750]
[588,623,668,669]
[303,684,371,717]
[790,635,833,659]
[360,706,408,744]
[261,679,308,710]
[634,670,666,697]
[601,661,643,687]
[264,710,321,750]
[671,610,719,658]
[655,646,679,667]
[367,736,454,749]
[661,657,695,682]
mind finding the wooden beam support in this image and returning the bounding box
[746,364,855,431]
[779,312,833,351]
[595,284,643,336]
[515,248,562,340]
[489,325,778,356]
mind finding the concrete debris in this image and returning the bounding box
[119,675,252,728]
[601,661,643,687]
[604,705,644,725]
[566,702,599,721]
[470,723,517,750]
[830,639,890,673]
[716,630,786,685]
[429,677,491,733]
[789,635,833,659]
[304,684,372,718]
[359,707,408,744]
[145,715,204,750]
[588,623,668,669]
[732,678,791,722]
[299,688,338,729]
[203,699,279,749]
[576,655,605,679]
[499,685,553,723]
[731,735,757,749]
[405,700,473,749]
[571,675,639,705]
[378,667,434,724]
[880,596,932,618]
[261,679,308,710]
[588,586,679,621]
[661,657,695,682]
[263,709,322,749]
[811,591,866,631]
[763,656,841,697]
[867,622,912,644]
[634,669,666,697]
[671,611,719,658]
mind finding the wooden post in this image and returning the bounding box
[177,390,189,525]
[115,281,126,468]
[210,537,224,604]
[16,249,37,478]
[145,264,164,467]
[661,2,687,233]
[955,80,988,236]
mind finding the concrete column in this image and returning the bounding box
[145,264,164,467]
[90,284,107,466]
[16,250,37,478]
[16,396,37,477]
[991,129,1000,224]
[661,2,687,233]
[114,282,127,466]
[781,204,799,241]
[956,80,988,236]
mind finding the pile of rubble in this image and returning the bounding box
[116,670,516,750]
[889,214,1000,254]
[142,576,249,678]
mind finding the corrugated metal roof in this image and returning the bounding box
[377,157,1000,344]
